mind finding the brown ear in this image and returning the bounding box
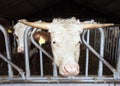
[33,31,50,43]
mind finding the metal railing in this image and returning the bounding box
[22,26,120,82]
[0,25,25,80]
[0,24,120,83]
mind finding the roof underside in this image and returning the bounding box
[0,0,120,23]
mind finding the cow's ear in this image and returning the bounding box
[33,32,41,41]
[33,31,50,44]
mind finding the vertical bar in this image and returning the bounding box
[116,34,120,73]
[98,28,105,77]
[109,28,112,60]
[85,30,90,77]
[112,27,116,62]
[106,28,109,58]
[31,29,53,61]
[53,63,58,77]
[39,48,44,77]
[30,28,54,77]
[0,25,13,78]
[94,29,97,49]
[24,27,32,78]
[106,28,109,56]
[111,28,114,61]
[115,27,119,63]
[104,29,107,59]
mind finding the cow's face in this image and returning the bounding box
[14,22,28,53]
[33,24,82,76]
[48,23,82,76]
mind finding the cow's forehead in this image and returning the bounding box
[48,18,83,33]
[50,30,81,44]
[14,22,28,36]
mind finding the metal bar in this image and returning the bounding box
[30,28,53,60]
[111,28,115,61]
[30,28,58,77]
[39,48,44,77]
[24,27,32,78]
[115,27,119,63]
[109,29,112,60]
[106,28,109,56]
[98,28,105,77]
[82,30,118,77]
[85,30,90,77]
[53,63,58,77]
[0,53,25,79]
[0,25,13,78]
[93,29,97,49]
[108,28,111,59]
[116,34,120,73]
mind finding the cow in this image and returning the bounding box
[14,20,48,53]
[18,17,114,76]
[14,21,29,53]
[13,20,40,56]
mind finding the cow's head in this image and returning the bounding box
[14,21,29,53]
[19,17,114,76]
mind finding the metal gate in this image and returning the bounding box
[0,24,120,86]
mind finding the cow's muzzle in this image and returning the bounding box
[17,46,24,53]
[60,64,80,76]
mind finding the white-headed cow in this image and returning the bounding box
[14,22,29,53]
[14,20,43,53]
[17,17,113,76]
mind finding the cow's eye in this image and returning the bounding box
[53,41,56,44]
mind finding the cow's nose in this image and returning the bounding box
[63,64,79,76]
[17,47,24,53]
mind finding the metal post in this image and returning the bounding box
[116,34,120,75]
[98,28,105,77]
[39,48,44,77]
[85,30,90,77]
[24,27,32,78]
[53,63,58,77]
[0,25,13,78]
